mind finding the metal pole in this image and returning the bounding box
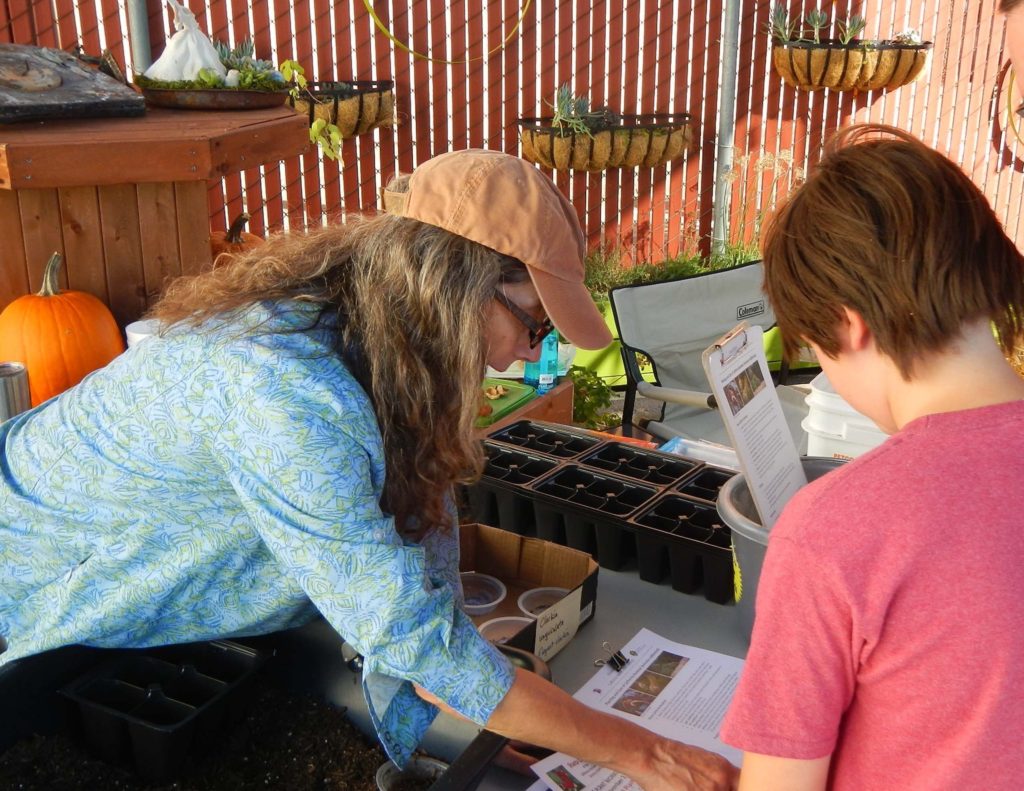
[711,0,742,257]
[126,0,153,73]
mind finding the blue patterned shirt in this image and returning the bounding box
[0,301,513,764]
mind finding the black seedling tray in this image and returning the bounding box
[58,640,267,783]
[485,420,602,458]
[674,466,735,504]
[630,494,733,604]
[466,420,737,603]
[577,441,700,486]
[466,442,561,534]
[528,465,660,570]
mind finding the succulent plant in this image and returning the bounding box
[547,83,612,138]
[215,39,275,74]
[804,8,830,44]
[837,15,867,45]
[767,6,797,43]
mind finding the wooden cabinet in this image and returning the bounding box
[0,106,309,327]
[475,380,575,437]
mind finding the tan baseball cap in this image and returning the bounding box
[380,149,613,350]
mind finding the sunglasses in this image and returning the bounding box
[492,289,555,349]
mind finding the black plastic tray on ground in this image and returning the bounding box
[0,631,504,791]
[630,493,734,603]
[58,640,267,784]
[528,464,660,570]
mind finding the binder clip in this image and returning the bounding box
[593,641,629,672]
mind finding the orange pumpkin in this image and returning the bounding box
[0,252,125,407]
[210,211,264,265]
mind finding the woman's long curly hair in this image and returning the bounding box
[152,177,525,541]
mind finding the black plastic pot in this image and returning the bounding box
[57,641,267,784]
[630,494,733,604]
[577,441,700,486]
[466,442,561,534]
[674,466,735,504]
[486,420,602,459]
[529,465,659,570]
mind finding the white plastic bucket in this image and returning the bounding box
[801,372,887,460]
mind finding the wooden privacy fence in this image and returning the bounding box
[2,0,1023,279]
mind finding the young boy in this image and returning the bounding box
[719,124,1024,790]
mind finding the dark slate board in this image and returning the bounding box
[0,44,145,123]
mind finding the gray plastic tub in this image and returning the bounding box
[717,457,846,643]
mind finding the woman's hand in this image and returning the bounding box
[627,736,738,791]
[417,669,738,790]
[481,668,738,791]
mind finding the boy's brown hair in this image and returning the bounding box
[761,123,1024,378]
[1000,0,1022,13]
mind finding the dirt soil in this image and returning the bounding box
[0,682,389,790]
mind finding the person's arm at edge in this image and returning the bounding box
[737,752,831,791]
[418,667,738,791]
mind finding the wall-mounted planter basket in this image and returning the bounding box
[288,80,395,137]
[771,39,932,92]
[518,113,694,171]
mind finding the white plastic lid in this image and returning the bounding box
[125,319,162,348]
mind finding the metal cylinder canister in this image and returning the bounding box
[0,362,30,422]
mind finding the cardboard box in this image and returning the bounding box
[459,523,599,661]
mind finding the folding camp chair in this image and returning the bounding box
[610,261,812,450]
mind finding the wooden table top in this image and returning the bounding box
[0,105,310,190]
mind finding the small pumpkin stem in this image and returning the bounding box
[38,252,64,297]
[226,212,251,244]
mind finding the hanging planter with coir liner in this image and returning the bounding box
[519,112,694,172]
[771,38,932,92]
[767,6,932,92]
[288,79,395,137]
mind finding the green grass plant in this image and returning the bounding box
[583,242,758,303]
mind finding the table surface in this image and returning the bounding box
[0,105,309,189]
[419,563,751,789]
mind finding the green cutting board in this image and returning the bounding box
[475,378,536,428]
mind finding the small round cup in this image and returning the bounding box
[517,586,569,618]
[460,572,507,616]
[375,756,449,790]
[479,615,532,644]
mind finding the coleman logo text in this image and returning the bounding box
[737,300,765,320]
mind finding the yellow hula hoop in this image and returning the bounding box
[362,0,533,65]
[1006,65,1024,149]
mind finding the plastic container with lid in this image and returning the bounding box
[801,372,887,460]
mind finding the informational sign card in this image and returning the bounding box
[701,323,806,528]
[529,628,745,791]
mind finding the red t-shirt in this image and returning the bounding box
[720,400,1024,790]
